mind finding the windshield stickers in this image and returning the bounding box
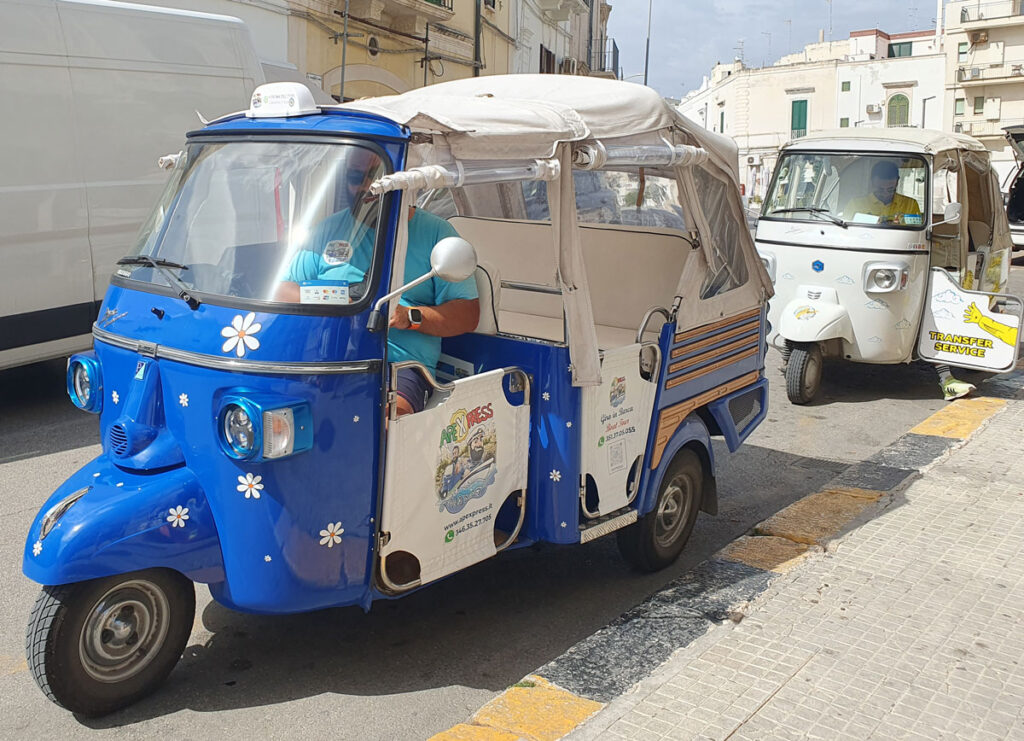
[300,280,350,304]
[437,404,498,515]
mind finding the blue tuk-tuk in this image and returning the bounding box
[23,75,773,715]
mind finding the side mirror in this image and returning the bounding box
[942,202,962,225]
[366,237,478,333]
[430,237,478,283]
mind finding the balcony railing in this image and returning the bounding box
[421,0,453,9]
[955,117,1023,136]
[956,0,1024,24]
[957,59,1024,82]
[590,37,619,78]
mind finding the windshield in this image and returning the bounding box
[122,140,388,310]
[763,152,928,230]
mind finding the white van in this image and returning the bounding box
[0,0,263,370]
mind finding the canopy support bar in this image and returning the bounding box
[571,138,709,170]
[370,159,561,195]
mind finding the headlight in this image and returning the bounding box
[66,355,102,413]
[758,251,776,283]
[220,401,259,459]
[217,394,313,461]
[863,263,909,293]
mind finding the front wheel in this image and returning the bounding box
[26,568,195,717]
[785,342,823,404]
[617,449,703,572]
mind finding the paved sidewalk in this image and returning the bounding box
[571,400,1024,741]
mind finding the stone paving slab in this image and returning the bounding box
[571,401,1024,740]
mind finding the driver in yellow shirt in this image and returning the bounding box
[845,160,922,225]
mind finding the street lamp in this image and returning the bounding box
[921,95,936,129]
[643,0,653,86]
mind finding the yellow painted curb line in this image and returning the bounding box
[910,396,1007,439]
[719,535,814,574]
[753,487,884,546]
[432,675,603,741]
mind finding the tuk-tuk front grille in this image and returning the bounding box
[728,388,761,432]
[108,424,129,456]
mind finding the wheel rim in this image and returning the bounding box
[655,474,693,549]
[79,579,171,683]
[803,350,822,396]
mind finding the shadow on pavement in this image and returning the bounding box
[74,444,848,728]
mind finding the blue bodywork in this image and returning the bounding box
[23,106,769,615]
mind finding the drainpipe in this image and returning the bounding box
[474,0,482,76]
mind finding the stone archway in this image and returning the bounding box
[323,64,411,100]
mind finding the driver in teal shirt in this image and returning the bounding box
[277,149,479,416]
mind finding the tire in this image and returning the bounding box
[617,449,702,572]
[26,568,195,717]
[785,343,823,405]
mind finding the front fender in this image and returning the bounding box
[777,291,853,343]
[639,414,716,518]
[23,455,224,586]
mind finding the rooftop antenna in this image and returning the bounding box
[734,38,745,65]
[785,19,792,51]
[762,31,772,65]
[826,0,832,41]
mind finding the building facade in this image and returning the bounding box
[139,0,611,102]
[680,28,946,202]
[945,0,1024,183]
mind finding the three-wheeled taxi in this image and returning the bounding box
[757,129,1022,403]
[23,75,772,715]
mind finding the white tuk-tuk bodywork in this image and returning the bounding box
[758,129,1018,372]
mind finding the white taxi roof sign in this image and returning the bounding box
[246,82,319,119]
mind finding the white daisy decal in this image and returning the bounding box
[264,555,272,562]
[549,470,562,482]
[319,521,344,548]
[179,393,189,407]
[560,522,567,529]
[236,473,264,499]
[542,392,551,401]
[220,312,262,357]
[566,421,572,428]
[167,505,189,528]
[353,415,360,423]
[112,390,120,405]
[32,541,42,556]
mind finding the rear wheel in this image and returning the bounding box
[617,449,702,572]
[785,343,822,404]
[26,568,195,717]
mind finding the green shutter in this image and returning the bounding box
[791,100,807,137]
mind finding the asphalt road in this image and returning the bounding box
[1,261,1022,740]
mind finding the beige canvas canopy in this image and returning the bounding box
[340,75,771,385]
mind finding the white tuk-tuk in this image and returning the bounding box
[756,128,1022,403]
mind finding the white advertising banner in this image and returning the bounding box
[918,268,1022,373]
[380,369,529,585]
[581,345,658,516]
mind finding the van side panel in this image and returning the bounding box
[0,0,93,365]
[56,0,261,303]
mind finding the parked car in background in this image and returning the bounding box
[0,0,264,371]
[1003,126,1024,251]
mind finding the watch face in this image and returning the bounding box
[409,308,422,323]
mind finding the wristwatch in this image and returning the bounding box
[408,307,423,330]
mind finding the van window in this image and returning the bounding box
[763,151,927,230]
[123,141,388,312]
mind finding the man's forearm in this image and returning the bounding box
[412,299,480,337]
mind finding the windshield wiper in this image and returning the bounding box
[117,255,200,310]
[768,207,847,229]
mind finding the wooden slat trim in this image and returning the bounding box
[673,307,761,344]
[650,370,761,469]
[670,320,760,359]
[668,335,761,374]
[665,347,760,389]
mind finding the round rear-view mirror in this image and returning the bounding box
[431,237,478,283]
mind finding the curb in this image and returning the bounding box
[430,395,1010,741]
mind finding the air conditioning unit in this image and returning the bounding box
[954,121,964,133]
[970,30,989,44]
[1012,64,1024,76]
[746,154,762,166]
[866,103,882,114]
[560,57,578,75]
[969,66,982,79]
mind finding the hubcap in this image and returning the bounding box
[80,580,170,683]
[804,351,822,396]
[655,475,693,549]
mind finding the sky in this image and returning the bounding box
[605,0,943,100]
